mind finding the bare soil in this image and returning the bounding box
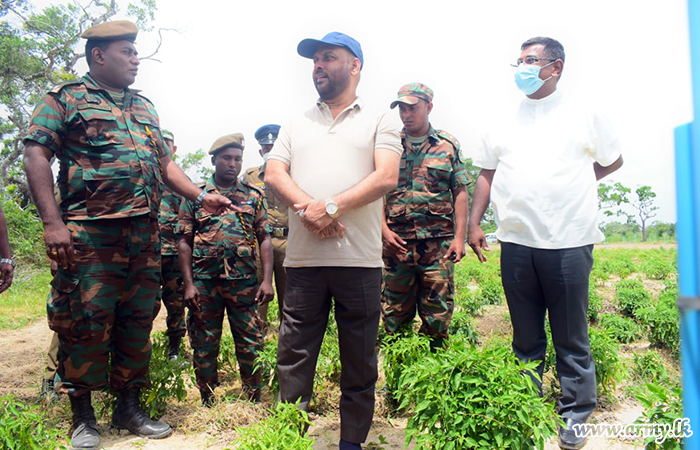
[1,285,670,449]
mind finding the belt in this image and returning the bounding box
[271,227,288,238]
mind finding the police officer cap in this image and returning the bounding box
[255,124,281,146]
[162,129,174,142]
[81,20,138,43]
[209,133,245,155]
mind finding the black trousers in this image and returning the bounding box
[277,266,382,444]
[500,242,596,421]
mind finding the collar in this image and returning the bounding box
[316,96,364,112]
[522,87,563,107]
[83,73,140,95]
[401,124,439,143]
[204,174,239,194]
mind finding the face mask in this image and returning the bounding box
[262,153,270,163]
[514,61,554,95]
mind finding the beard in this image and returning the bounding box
[314,68,351,100]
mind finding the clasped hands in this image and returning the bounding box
[294,199,345,239]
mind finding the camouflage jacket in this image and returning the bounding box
[178,175,271,280]
[385,127,471,240]
[24,74,169,221]
[159,184,182,255]
[242,164,289,232]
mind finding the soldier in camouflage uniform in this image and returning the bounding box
[242,124,287,329]
[178,133,274,406]
[156,129,187,360]
[22,21,232,449]
[382,83,471,349]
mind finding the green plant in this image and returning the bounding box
[229,401,314,450]
[397,337,559,450]
[448,308,480,345]
[254,337,280,396]
[631,351,668,384]
[589,328,626,399]
[643,306,680,358]
[0,198,45,265]
[454,286,483,316]
[587,286,602,323]
[0,269,52,330]
[381,331,432,402]
[635,382,684,449]
[141,331,194,417]
[0,395,67,450]
[641,258,675,280]
[476,276,504,306]
[615,278,651,318]
[598,314,642,344]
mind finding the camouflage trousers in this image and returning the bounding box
[381,237,454,338]
[187,277,264,392]
[156,255,186,338]
[256,236,287,327]
[47,216,160,396]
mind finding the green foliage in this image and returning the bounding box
[587,286,601,323]
[615,278,651,317]
[598,314,642,344]
[397,337,559,450]
[448,308,480,345]
[635,382,684,449]
[475,276,504,306]
[641,258,675,280]
[1,197,45,265]
[631,351,668,384]
[381,331,431,402]
[229,401,314,450]
[0,394,67,450]
[589,328,626,399]
[141,331,194,417]
[255,337,280,396]
[639,305,680,358]
[177,148,214,184]
[0,268,51,330]
[600,257,638,279]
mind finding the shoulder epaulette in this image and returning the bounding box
[133,92,155,107]
[437,129,461,151]
[50,78,84,94]
[242,178,264,196]
[244,167,258,176]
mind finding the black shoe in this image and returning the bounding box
[167,336,181,361]
[558,417,588,450]
[112,388,172,439]
[200,389,216,407]
[339,439,362,450]
[39,378,58,404]
[69,393,100,450]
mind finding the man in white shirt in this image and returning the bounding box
[468,36,623,450]
[265,31,402,450]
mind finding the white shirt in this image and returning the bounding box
[269,97,402,267]
[476,89,621,249]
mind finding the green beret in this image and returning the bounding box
[162,129,174,141]
[209,133,245,155]
[81,20,138,42]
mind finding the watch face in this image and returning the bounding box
[327,203,338,214]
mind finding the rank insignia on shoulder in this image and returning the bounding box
[84,93,101,104]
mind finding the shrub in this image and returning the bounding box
[476,276,504,306]
[229,401,314,450]
[631,351,668,384]
[635,382,684,449]
[600,257,637,279]
[587,286,602,324]
[454,286,483,316]
[641,258,675,280]
[255,337,280,396]
[448,308,480,345]
[141,331,194,417]
[615,279,651,318]
[397,337,559,450]
[381,332,431,400]
[0,395,67,450]
[589,328,626,399]
[0,198,45,266]
[645,306,680,358]
[598,314,642,344]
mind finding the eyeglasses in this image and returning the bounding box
[511,57,556,67]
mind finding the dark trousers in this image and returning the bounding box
[500,242,596,421]
[277,267,382,444]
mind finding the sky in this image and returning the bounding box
[49,0,694,224]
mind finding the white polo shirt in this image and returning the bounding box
[476,89,621,249]
[269,96,402,267]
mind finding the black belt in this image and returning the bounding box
[271,227,288,237]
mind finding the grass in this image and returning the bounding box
[0,265,52,330]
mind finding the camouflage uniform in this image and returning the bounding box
[157,184,186,338]
[242,164,288,325]
[382,127,471,339]
[178,175,270,393]
[24,74,169,395]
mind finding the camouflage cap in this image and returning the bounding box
[162,129,174,142]
[81,20,138,43]
[390,82,434,109]
[209,133,245,155]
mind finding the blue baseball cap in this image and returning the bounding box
[297,32,364,68]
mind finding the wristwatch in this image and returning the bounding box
[194,191,207,210]
[0,258,15,268]
[325,198,339,218]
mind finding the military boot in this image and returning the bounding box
[167,336,181,361]
[112,388,172,439]
[69,392,100,450]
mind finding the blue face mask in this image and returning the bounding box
[514,61,554,95]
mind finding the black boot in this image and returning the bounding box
[39,378,58,404]
[69,392,100,450]
[112,388,172,439]
[167,336,181,361]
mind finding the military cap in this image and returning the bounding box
[255,124,281,145]
[162,129,174,142]
[209,133,245,155]
[81,20,138,42]
[390,82,434,109]
[297,32,364,68]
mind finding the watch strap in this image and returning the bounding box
[0,258,15,268]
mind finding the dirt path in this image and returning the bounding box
[1,310,650,449]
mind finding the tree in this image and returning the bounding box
[0,0,157,203]
[176,149,213,184]
[597,181,631,219]
[631,185,659,242]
